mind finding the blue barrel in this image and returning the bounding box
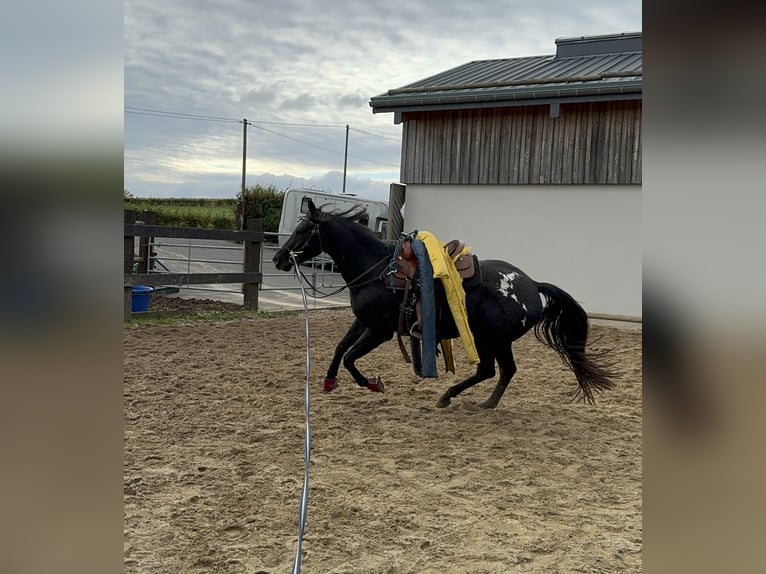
[131,286,153,312]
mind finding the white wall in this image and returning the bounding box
[403,184,641,318]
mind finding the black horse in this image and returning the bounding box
[273,199,614,409]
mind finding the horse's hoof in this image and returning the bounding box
[476,401,497,409]
[367,377,385,393]
[435,396,450,408]
[323,377,338,393]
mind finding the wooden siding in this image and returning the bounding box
[400,101,642,185]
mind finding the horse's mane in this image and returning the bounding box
[307,203,387,247]
[308,203,369,225]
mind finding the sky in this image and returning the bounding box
[124,0,642,202]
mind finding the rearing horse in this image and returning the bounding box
[273,199,614,409]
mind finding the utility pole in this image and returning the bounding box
[240,118,250,198]
[342,124,349,194]
[239,118,251,230]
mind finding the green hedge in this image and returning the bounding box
[124,185,285,231]
[237,184,285,233]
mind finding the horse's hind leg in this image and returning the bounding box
[436,347,496,408]
[477,349,517,409]
[323,318,366,391]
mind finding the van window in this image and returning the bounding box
[300,197,311,214]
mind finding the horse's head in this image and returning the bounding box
[273,199,323,271]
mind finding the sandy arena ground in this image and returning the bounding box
[124,306,641,573]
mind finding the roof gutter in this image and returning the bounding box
[370,80,642,114]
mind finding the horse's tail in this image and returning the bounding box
[534,282,616,403]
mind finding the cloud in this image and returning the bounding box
[123,169,394,203]
[279,92,318,112]
[250,172,393,202]
[338,92,368,109]
[124,0,641,198]
[240,86,279,107]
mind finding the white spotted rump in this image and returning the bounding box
[497,271,519,298]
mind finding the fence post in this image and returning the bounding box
[236,201,245,231]
[124,210,137,321]
[137,210,157,274]
[243,218,262,310]
[387,183,406,241]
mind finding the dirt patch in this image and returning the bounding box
[136,294,245,316]
[124,308,642,573]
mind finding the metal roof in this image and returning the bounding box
[370,32,642,114]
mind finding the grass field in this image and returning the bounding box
[124,199,238,229]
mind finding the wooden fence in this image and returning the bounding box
[124,210,264,320]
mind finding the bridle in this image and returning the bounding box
[287,219,392,298]
[288,219,322,257]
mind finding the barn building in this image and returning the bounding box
[370,31,642,320]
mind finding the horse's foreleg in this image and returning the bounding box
[477,349,517,409]
[436,346,496,408]
[323,319,366,392]
[342,327,393,392]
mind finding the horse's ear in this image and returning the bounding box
[306,198,317,218]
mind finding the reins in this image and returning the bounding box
[288,221,393,297]
[291,255,392,297]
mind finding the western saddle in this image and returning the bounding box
[386,235,480,371]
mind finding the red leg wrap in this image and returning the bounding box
[323,377,338,393]
[367,377,385,393]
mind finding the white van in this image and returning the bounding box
[277,188,389,247]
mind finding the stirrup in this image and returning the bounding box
[409,324,422,340]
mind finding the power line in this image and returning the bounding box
[252,119,345,129]
[250,124,342,155]
[125,105,398,140]
[251,124,398,168]
[349,126,400,143]
[124,106,239,123]
[125,105,400,168]
[126,106,344,129]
